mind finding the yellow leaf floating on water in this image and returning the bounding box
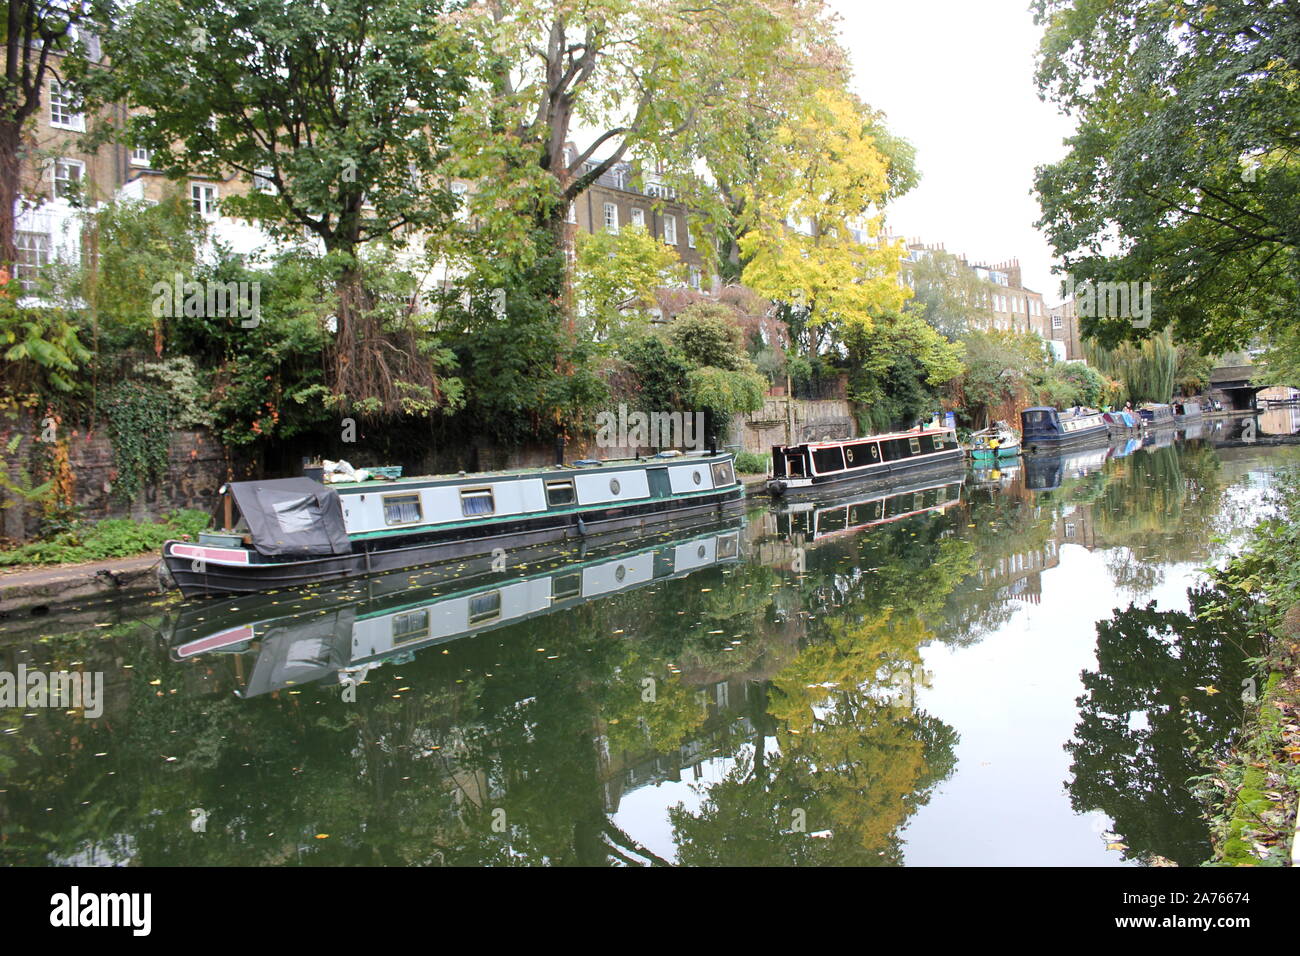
[1106,842,1127,851]
[315,834,329,840]
[1199,685,1220,696]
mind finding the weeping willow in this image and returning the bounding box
[1084,330,1178,404]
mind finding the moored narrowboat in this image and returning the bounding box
[1174,400,1203,418]
[767,426,964,496]
[162,452,743,598]
[1020,406,1110,453]
[1137,403,1177,427]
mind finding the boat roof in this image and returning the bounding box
[801,426,953,449]
[326,449,732,489]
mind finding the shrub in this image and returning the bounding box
[0,509,210,566]
[734,451,770,474]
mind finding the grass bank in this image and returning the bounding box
[0,509,209,568]
[1198,472,1300,866]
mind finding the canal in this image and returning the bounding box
[2,426,1298,865]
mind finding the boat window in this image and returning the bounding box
[717,534,738,560]
[711,460,734,486]
[546,480,576,507]
[468,591,502,625]
[552,573,581,601]
[460,488,495,517]
[931,435,945,451]
[812,447,845,473]
[392,609,429,645]
[909,437,922,454]
[383,493,423,526]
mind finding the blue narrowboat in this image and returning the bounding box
[1019,406,1110,453]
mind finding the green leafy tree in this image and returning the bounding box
[87,0,471,416]
[574,226,683,338]
[1033,0,1300,359]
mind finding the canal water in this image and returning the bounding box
[2,423,1298,866]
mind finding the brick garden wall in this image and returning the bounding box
[0,419,229,542]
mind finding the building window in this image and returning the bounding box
[130,147,152,167]
[603,202,619,233]
[53,159,84,200]
[13,231,50,290]
[689,265,701,290]
[460,488,495,517]
[253,166,275,193]
[663,215,677,245]
[630,207,645,228]
[190,182,219,217]
[687,222,695,248]
[1052,314,1063,330]
[382,493,423,525]
[49,80,84,131]
[566,202,577,224]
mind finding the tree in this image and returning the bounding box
[740,90,914,358]
[844,310,965,432]
[574,225,682,338]
[445,0,852,294]
[903,248,992,339]
[87,0,470,417]
[0,0,98,269]
[1033,0,1300,358]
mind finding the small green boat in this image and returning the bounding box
[969,422,1021,462]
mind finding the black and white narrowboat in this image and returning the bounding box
[1020,406,1110,453]
[767,426,964,496]
[162,452,743,598]
[164,521,744,697]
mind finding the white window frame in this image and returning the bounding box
[253,165,276,193]
[190,181,219,217]
[52,158,85,201]
[49,80,85,131]
[687,222,695,248]
[663,215,677,245]
[566,201,577,225]
[130,147,152,167]
[603,202,619,233]
[630,207,645,228]
[688,265,702,290]
[13,231,50,290]
[450,181,469,222]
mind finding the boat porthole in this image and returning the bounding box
[870,446,878,460]
[693,470,702,485]
[610,478,621,495]
[615,564,626,582]
[845,448,854,464]
[697,544,707,559]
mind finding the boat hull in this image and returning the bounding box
[164,486,744,598]
[970,444,1020,461]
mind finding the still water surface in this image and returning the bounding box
[3,425,1298,866]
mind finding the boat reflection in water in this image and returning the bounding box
[970,461,1021,491]
[1024,444,1113,492]
[165,519,744,698]
[772,475,965,543]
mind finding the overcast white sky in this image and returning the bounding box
[830,0,1077,302]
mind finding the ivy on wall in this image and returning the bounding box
[99,381,171,503]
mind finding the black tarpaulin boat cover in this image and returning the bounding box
[228,477,352,557]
